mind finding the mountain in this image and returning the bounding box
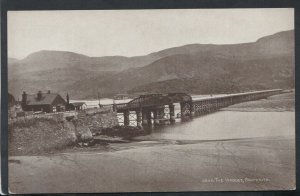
[8,50,161,97]
[69,54,294,98]
[66,30,294,98]
[128,55,294,94]
[8,30,294,99]
[148,30,294,59]
[9,50,160,74]
[9,66,117,99]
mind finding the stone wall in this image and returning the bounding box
[77,109,119,135]
[8,118,77,156]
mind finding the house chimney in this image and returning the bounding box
[22,91,27,108]
[66,93,70,104]
[47,90,51,94]
[37,91,42,100]
[66,93,70,111]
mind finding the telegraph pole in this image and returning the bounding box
[98,91,102,108]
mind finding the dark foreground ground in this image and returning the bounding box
[9,136,295,193]
[8,92,295,193]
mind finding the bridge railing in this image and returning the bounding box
[191,89,283,116]
[192,89,282,102]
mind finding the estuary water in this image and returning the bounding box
[138,111,295,141]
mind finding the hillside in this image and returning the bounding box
[70,53,294,98]
[67,30,294,98]
[8,67,116,99]
[9,50,159,73]
[9,30,294,99]
[129,56,294,95]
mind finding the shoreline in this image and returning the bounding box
[9,135,295,193]
[9,134,295,158]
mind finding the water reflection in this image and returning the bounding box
[138,111,295,141]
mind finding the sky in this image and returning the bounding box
[8,8,294,59]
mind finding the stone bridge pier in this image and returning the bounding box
[138,105,175,126]
[180,101,194,121]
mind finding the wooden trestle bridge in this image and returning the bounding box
[112,89,284,127]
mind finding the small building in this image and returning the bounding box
[68,102,87,110]
[113,94,129,100]
[21,90,67,113]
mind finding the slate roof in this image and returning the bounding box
[25,93,66,106]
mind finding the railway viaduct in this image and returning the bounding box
[113,89,284,127]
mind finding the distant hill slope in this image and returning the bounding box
[9,30,294,99]
[9,50,159,73]
[67,30,294,98]
[128,55,294,95]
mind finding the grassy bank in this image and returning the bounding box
[9,118,77,156]
[9,117,146,156]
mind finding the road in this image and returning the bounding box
[9,136,295,193]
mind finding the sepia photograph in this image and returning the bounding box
[7,8,295,193]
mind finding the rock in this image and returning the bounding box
[80,129,93,142]
[67,131,77,143]
[65,116,75,121]
[71,119,94,142]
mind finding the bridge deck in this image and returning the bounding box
[192,89,282,101]
[111,89,284,126]
[112,89,283,112]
